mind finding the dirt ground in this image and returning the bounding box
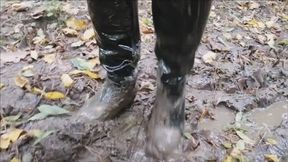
[0,0,288,162]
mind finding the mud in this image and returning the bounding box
[1,0,288,162]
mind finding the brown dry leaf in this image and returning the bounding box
[264,154,280,162]
[61,74,74,88]
[44,91,65,100]
[31,7,45,19]
[66,17,87,31]
[43,54,56,64]
[81,28,95,41]
[69,70,100,79]
[15,76,29,88]
[0,51,29,63]
[30,50,38,60]
[62,28,79,37]
[10,157,21,162]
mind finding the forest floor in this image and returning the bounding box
[0,0,288,162]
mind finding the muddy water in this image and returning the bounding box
[197,100,288,133]
[198,106,235,133]
[249,100,288,129]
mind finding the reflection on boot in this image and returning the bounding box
[73,75,137,122]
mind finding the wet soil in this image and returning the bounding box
[1,0,288,162]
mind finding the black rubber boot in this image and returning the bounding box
[146,0,212,160]
[146,61,186,160]
[74,0,140,121]
[76,74,137,121]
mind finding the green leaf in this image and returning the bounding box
[33,130,54,145]
[3,114,21,122]
[71,58,93,70]
[278,39,288,46]
[38,104,70,115]
[28,113,48,121]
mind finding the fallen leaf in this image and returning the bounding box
[44,91,65,100]
[278,39,288,46]
[62,28,78,37]
[33,29,47,45]
[71,41,84,48]
[28,113,48,121]
[202,51,217,65]
[21,65,34,77]
[183,132,193,139]
[29,104,70,121]
[81,28,95,41]
[0,129,24,149]
[266,138,277,145]
[88,58,100,67]
[246,19,265,29]
[66,17,87,31]
[0,83,5,90]
[264,154,280,162]
[0,137,10,149]
[33,130,54,145]
[38,104,69,115]
[31,87,45,95]
[61,74,74,87]
[15,76,29,88]
[30,50,38,60]
[10,157,21,162]
[236,130,255,145]
[69,70,100,79]
[3,114,21,122]
[71,58,93,70]
[31,7,45,19]
[0,51,29,63]
[11,2,29,12]
[223,156,233,162]
[222,142,232,149]
[43,54,56,64]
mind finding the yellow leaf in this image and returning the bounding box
[88,58,100,68]
[0,83,5,90]
[246,19,265,28]
[66,17,87,31]
[0,137,10,149]
[82,70,100,79]
[1,129,24,143]
[62,28,78,37]
[15,76,29,88]
[266,138,277,145]
[44,91,65,100]
[69,70,100,79]
[10,157,21,162]
[32,87,45,95]
[61,74,74,87]
[43,54,56,64]
[264,154,280,162]
[223,156,233,162]
[81,28,95,41]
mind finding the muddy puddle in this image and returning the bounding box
[198,100,288,134]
